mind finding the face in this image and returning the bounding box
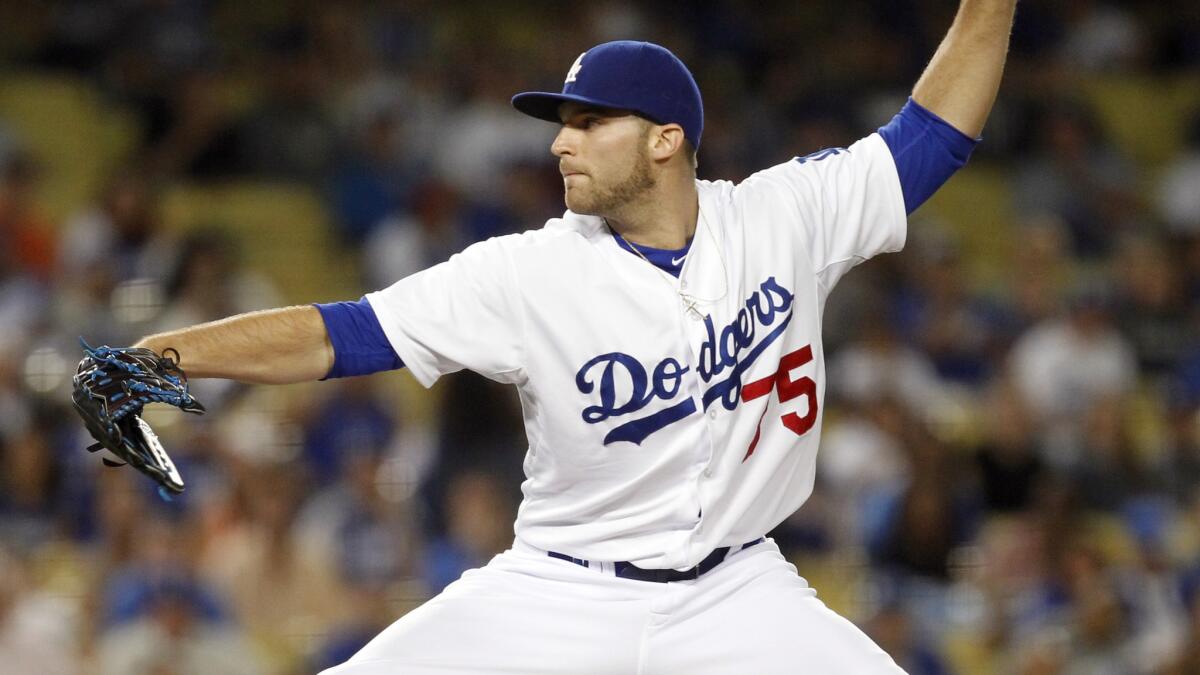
[551,103,656,217]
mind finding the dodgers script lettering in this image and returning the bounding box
[575,277,797,445]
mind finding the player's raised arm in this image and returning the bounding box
[912,0,1018,139]
[859,0,1017,218]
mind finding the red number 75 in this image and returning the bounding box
[739,345,819,460]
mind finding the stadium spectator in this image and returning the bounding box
[361,179,469,290]
[1008,281,1138,465]
[0,151,56,282]
[0,426,62,555]
[1057,0,1145,72]
[972,384,1047,513]
[302,378,398,484]
[894,231,1003,386]
[422,470,516,593]
[201,462,349,672]
[229,26,337,182]
[154,229,281,346]
[327,109,415,246]
[827,306,950,421]
[1112,233,1192,377]
[0,546,81,675]
[0,3,1196,672]
[1157,112,1200,236]
[1012,101,1139,258]
[58,169,172,284]
[95,574,263,675]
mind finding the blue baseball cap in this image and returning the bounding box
[512,40,704,149]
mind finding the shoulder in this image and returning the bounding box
[696,177,737,203]
[472,211,608,256]
[739,134,891,188]
[442,213,608,281]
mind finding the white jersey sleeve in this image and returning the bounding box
[365,237,525,387]
[735,133,907,291]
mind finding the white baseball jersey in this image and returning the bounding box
[367,133,905,571]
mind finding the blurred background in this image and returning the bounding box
[0,0,1198,673]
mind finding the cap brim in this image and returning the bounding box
[511,91,635,124]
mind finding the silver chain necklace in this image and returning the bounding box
[606,205,729,317]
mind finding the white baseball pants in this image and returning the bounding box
[321,538,905,674]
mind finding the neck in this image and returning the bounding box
[605,174,698,249]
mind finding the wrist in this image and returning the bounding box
[132,336,166,353]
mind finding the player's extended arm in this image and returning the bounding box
[912,0,1018,138]
[134,305,334,384]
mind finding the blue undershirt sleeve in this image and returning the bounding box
[877,97,980,215]
[314,297,404,379]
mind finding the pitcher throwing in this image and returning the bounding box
[75,1,1017,672]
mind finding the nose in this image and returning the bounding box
[551,126,576,158]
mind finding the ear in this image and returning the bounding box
[647,124,686,163]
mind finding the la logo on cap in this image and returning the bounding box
[565,52,586,83]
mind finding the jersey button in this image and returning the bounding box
[708,409,717,419]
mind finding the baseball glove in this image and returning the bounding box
[71,339,206,495]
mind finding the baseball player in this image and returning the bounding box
[95,1,1016,672]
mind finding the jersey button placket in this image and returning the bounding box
[701,409,717,477]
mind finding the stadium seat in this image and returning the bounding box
[160,181,360,304]
[0,71,139,221]
[919,165,1014,289]
[1081,74,1200,168]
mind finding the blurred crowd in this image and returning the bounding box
[1,0,1199,673]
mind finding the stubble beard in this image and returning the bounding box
[567,146,657,219]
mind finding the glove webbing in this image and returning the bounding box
[78,342,198,436]
[82,344,186,386]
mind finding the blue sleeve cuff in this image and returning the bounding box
[877,97,979,214]
[314,298,404,379]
